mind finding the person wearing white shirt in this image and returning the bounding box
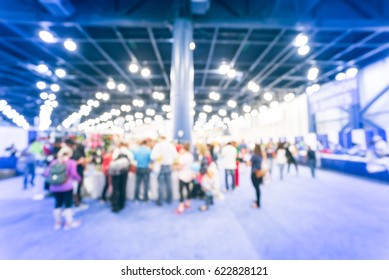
[150,136,178,206]
[275,142,287,180]
[176,143,194,214]
[221,142,237,191]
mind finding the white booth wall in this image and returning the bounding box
[359,55,389,137]
[229,94,309,142]
[0,126,28,156]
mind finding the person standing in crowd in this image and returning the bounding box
[133,139,152,203]
[248,144,264,208]
[176,143,194,214]
[99,146,113,203]
[286,143,299,175]
[199,159,218,211]
[110,142,133,212]
[306,146,317,178]
[64,138,87,208]
[221,142,237,191]
[151,135,177,206]
[275,142,287,180]
[20,145,36,190]
[45,148,81,230]
[265,141,275,176]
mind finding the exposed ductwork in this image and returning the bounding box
[38,0,75,17]
[191,0,210,15]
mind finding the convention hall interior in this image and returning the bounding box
[0,0,388,260]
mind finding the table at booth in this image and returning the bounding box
[82,167,181,200]
[320,153,389,183]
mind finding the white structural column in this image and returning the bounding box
[170,17,194,142]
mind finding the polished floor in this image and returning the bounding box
[0,165,388,260]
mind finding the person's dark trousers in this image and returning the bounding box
[204,191,214,206]
[157,165,172,205]
[111,171,128,212]
[54,190,73,208]
[101,175,109,201]
[250,173,262,207]
[191,182,204,198]
[287,158,298,174]
[23,162,35,189]
[74,165,84,206]
[224,169,235,191]
[179,180,191,202]
[307,159,316,178]
[135,168,150,201]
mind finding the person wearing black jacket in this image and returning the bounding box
[285,143,298,175]
[306,146,316,178]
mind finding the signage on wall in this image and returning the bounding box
[309,78,359,113]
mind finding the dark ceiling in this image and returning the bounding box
[0,0,388,129]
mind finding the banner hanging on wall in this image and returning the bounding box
[309,78,359,113]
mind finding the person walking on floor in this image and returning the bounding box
[286,143,299,175]
[99,146,113,203]
[20,145,36,189]
[221,142,237,191]
[248,144,265,208]
[306,146,317,178]
[275,142,287,180]
[176,143,194,214]
[133,139,152,203]
[150,136,177,206]
[45,148,81,230]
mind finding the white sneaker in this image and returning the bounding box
[53,223,62,231]
[63,220,81,230]
[74,204,89,212]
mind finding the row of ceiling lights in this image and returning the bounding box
[0,100,30,129]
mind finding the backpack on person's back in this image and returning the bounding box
[48,162,68,185]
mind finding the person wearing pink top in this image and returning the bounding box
[45,148,81,230]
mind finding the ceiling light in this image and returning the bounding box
[294,33,309,47]
[37,64,49,73]
[93,101,99,108]
[284,92,295,102]
[129,63,139,73]
[227,100,237,108]
[40,92,48,100]
[270,101,279,108]
[50,84,60,92]
[227,69,237,78]
[162,105,171,112]
[141,68,151,78]
[218,109,227,117]
[39,30,55,43]
[44,100,52,106]
[335,72,346,81]
[199,112,207,119]
[311,83,321,92]
[189,42,196,50]
[87,99,94,107]
[346,67,358,78]
[146,109,156,116]
[135,112,143,119]
[64,39,77,51]
[107,79,116,89]
[243,105,251,113]
[219,63,230,75]
[117,83,126,92]
[259,105,268,113]
[209,91,220,101]
[263,92,273,101]
[138,100,144,107]
[95,92,103,99]
[144,117,152,124]
[307,67,319,81]
[231,112,239,119]
[102,93,110,101]
[55,68,66,78]
[36,81,46,90]
[154,115,163,122]
[48,93,56,101]
[191,100,196,107]
[247,81,260,93]
[51,100,58,108]
[203,105,212,113]
[0,100,7,110]
[251,109,258,116]
[298,45,310,56]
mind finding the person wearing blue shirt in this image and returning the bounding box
[249,144,264,209]
[133,140,152,202]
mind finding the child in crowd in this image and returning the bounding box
[199,161,218,211]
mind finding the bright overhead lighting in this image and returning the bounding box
[48,93,56,101]
[129,63,139,73]
[284,92,295,102]
[251,109,258,116]
[189,42,196,50]
[270,101,279,108]
[39,30,55,43]
[162,105,171,112]
[203,105,212,113]
[294,33,309,47]
[141,68,151,78]
[93,100,100,108]
[144,117,152,124]
[40,92,48,100]
[0,100,7,110]
[102,93,110,101]
[243,105,251,113]
[227,69,237,78]
[117,83,126,92]
[135,112,144,119]
[219,63,230,75]
[44,100,52,106]
[335,72,346,81]
[263,92,273,101]
[107,79,116,90]
[50,84,60,92]
[51,100,58,108]
[191,100,196,107]
[307,67,319,81]
[346,67,358,78]
[209,91,220,101]
[146,109,156,116]
[311,83,321,92]
[227,100,237,108]
[55,68,66,78]
[218,109,227,117]
[199,112,207,119]
[231,112,239,119]
[247,81,260,93]
[87,99,94,107]
[64,39,77,51]
[298,45,310,56]
[95,92,103,99]
[36,81,46,90]
[37,64,49,73]
[259,105,268,113]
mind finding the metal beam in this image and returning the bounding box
[200,27,218,88]
[147,27,170,88]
